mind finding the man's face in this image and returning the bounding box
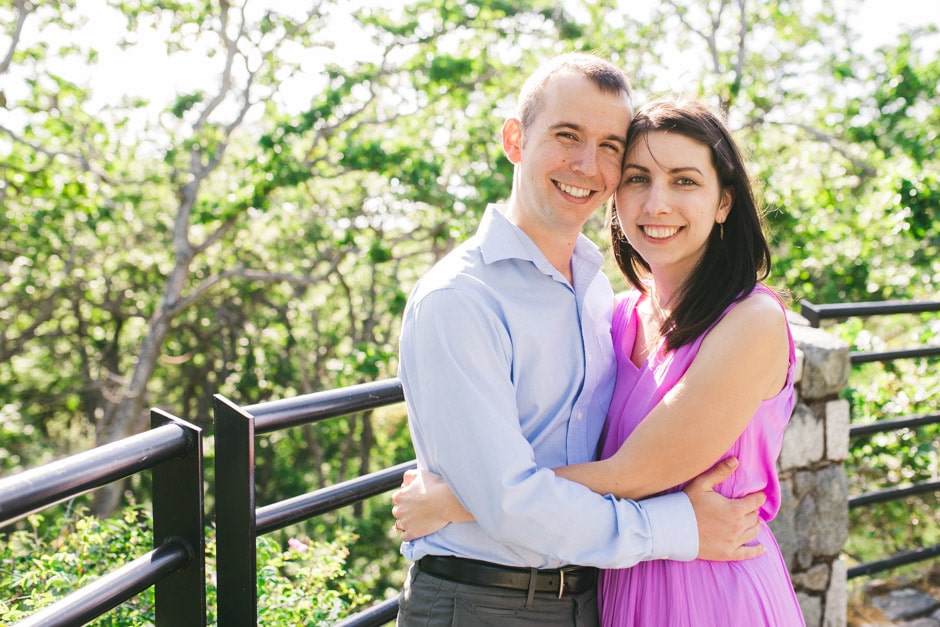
[503,73,632,234]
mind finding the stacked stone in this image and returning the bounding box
[770,313,852,627]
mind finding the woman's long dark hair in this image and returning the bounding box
[610,97,772,351]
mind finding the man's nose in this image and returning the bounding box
[570,144,599,176]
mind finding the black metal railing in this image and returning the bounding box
[0,410,205,626]
[800,299,940,579]
[213,378,412,627]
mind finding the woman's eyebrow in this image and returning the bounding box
[623,163,704,176]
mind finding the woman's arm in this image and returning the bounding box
[554,291,790,500]
[391,469,473,541]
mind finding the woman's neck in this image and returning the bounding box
[646,274,681,320]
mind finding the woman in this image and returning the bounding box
[393,97,804,625]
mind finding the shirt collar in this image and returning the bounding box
[478,203,604,279]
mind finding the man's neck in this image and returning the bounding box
[503,204,579,284]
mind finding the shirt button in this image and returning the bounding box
[577,411,583,420]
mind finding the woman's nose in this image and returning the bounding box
[643,183,671,215]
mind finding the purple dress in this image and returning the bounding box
[598,285,805,626]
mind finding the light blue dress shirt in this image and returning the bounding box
[398,204,697,569]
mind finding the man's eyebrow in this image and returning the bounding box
[548,122,626,147]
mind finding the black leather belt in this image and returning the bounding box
[416,555,597,598]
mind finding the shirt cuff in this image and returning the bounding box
[642,492,698,561]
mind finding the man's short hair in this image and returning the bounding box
[516,52,633,132]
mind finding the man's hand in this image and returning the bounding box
[685,457,766,561]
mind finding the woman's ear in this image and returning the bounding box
[717,187,733,223]
[501,118,523,164]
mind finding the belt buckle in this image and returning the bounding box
[557,569,565,599]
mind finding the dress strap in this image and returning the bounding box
[613,289,643,332]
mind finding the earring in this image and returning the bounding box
[719,223,725,240]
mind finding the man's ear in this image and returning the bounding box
[501,118,523,164]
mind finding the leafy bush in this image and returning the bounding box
[0,505,372,626]
[823,315,940,571]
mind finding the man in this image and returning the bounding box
[395,52,765,626]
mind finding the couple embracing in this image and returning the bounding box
[392,52,804,627]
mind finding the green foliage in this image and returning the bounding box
[170,92,205,119]
[1,507,157,624]
[818,315,940,570]
[254,532,373,626]
[761,23,940,304]
[0,505,370,625]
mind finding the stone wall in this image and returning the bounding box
[769,312,853,626]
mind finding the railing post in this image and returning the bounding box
[151,409,206,626]
[800,300,823,328]
[213,394,258,626]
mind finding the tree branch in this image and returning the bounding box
[748,118,878,178]
[0,0,35,75]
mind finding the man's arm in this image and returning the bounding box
[400,287,699,568]
[392,460,766,561]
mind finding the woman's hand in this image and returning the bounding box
[391,469,473,541]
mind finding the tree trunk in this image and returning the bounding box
[91,273,188,517]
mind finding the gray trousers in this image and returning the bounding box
[396,562,600,626]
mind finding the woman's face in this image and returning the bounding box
[615,130,731,280]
